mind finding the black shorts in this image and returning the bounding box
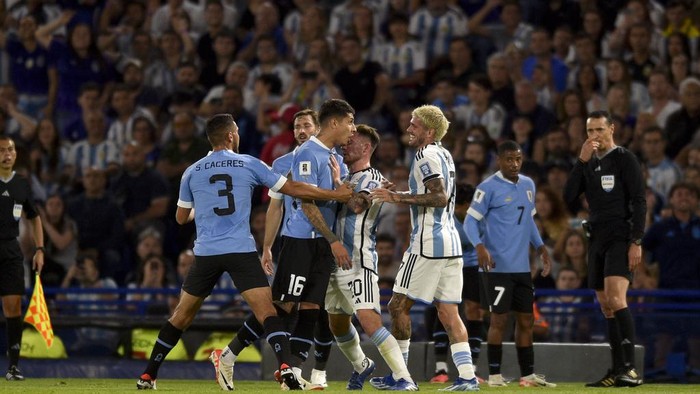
[183,252,269,297]
[462,266,480,303]
[0,239,25,296]
[588,224,632,290]
[479,272,533,314]
[271,236,334,305]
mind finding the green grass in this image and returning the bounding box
[0,379,698,393]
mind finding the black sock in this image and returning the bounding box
[488,344,503,375]
[466,320,483,363]
[275,303,297,334]
[6,317,22,368]
[606,317,624,372]
[433,318,449,366]
[290,309,319,366]
[313,310,333,370]
[516,346,534,377]
[143,321,182,378]
[264,315,292,368]
[614,308,636,369]
[228,314,264,355]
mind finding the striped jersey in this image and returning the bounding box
[177,150,286,256]
[335,167,385,273]
[409,6,467,63]
[465,172,544,273]
[374,40,426,81]
[407,142,461,258]
[65,139,120,178]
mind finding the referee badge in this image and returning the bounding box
[601,175,615,192]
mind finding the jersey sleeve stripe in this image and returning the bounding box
[177,199,193,208]
[467,207,483,220]
[269,176,287,193]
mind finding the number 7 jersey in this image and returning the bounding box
[178,150,286,256]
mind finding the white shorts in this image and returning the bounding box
[325,267,381,315]
[393,253,463,304]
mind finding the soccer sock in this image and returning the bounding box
[275,303,296,334]
[6,316,22,368]
[614,308,637,369]
[371,326,412,381]
[516,346,535,377]
[335,325,367,373]
[144,321,182,378]
[289,309,318,366]
[606,317,624,372]
[451,342,476,380]
[397,339,411,365]
[263,315,293,368]
[488,343,503,376]
[313,310,333,370]
[433,318,449,372]
[466,320,483,364]
[224,314,264,364]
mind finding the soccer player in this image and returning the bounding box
[325,124,417,391]
[0,136,45,381]
[268,99,357,384]
[429,183,485,384]
[135,114,352,390]
[564,110,645,387]
[464,140,556,388]
[370,105,479,392]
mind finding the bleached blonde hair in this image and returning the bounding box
[412,105,449,141]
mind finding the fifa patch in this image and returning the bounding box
[527,190,533,202]
[366,180,379,190]
[299,161,312,176]
[601,175,615,192]
[419,163,432,176]
[474,189,485,203]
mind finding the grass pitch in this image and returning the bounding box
[0,379,698,393]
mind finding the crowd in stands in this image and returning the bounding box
[1,0,699,368]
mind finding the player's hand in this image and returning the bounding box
[475,244,494,271]
[539,246,552,277]
[329,155,342,187]
[331,240,352,270]
[369,188,395,203]
[628,243,642,272]
[333,182,354,203]
[261,248,275,276]
[579,138,599,162]
[33,250,44,274]
[380,179,397,191]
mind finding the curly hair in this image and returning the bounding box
[412,105,450,141]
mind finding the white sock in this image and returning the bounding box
[221,346,236,365]
[436,361,448,372]
[397,339,410,365]
[335,326,367,372]
[451,342,476,379]
[371,327,412,382]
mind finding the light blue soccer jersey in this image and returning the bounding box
[406,142,462,258]
[335,168,385,272]
[270,151,295,237]
[283,136,347,238]
[455,215,478,268]
[178,150,286,256]
[464,172,544,273]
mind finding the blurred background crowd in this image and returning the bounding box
[1,0,699,371]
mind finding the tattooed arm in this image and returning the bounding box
[346,191,371,214]
[301,200,352,269]
[370,178,447,207]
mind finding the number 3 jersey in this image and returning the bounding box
[466,172,541,273]
[178,150,286,256]
[407,142,462,259]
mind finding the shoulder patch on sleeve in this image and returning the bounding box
[366,180,379,190]
[473,189,485,203]
[299,161,312,176]
[419,163,432,176]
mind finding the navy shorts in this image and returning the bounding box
[0,240,25,296]
[183,252,269,297]
[271,236,334,305]
[479,272,533,314]
[462,265,480,303]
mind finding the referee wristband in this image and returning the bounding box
[35,246,45,253]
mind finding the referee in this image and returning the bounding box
[564,110,645,387]
[0,136,45,381]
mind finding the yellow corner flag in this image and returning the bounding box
[24,274,54,348]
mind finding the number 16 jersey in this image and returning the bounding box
[178,149,286,256]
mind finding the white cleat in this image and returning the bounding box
[310,368,328,388]
[487,374,508,387]
[210,349,234,390]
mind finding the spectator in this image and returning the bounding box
[487,52,515,112]
[144,30,189,96]
[236,2,286,64]
[509,115,536,159]
[605,57,650,115]
[625,23,658,85]
[556,90,588,124]
[665,77,700,159]
[37,193,78,287]
[567,33,607,93]
[574,64,606,112]
[29,118,70,196]
[469,0,533,53]
[504,80,556,139]
[106,84,153,149]
[196,0,233,67]
[669,53,692,93]
[409,0,468,65]
[130,116,161,167]
[328,0,380,43]
[126,254,177,315]
[280,60,342,113]
[120,58,161,120]
[172,61,206,105]
[200,30,237,90]
[348,4,384,61]
[247,34,294,93]
[643,70,681,129]
[288,5,328,66]
[454,74,507,141]
[199,61,252,117]
[220,85,260,156]
[150,0,205,38]
[430,76,468,122]
[63,111,121,186]
[641,126,682,202]
[551,228,589,287]
[375,233,399,280]
[98,0,149,57]
[535,185,571,248]
[62,82,102,143]
[538,267,591,343]
[521,28,569,93]
[533,127,573,166]
[663,0,699,58]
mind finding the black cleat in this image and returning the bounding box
[5,366,24,381]
[585,369,616,387]
[279,364,303,390]
[615,367,643,387]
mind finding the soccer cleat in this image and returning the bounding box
[487,374,508,387]
[279,364,303,390]
[439,377,480,391]
[310,368,328,388]
[585,369,616,387]
[5,366,24,381]
[614,367,643,387]
[136,373,156,390]
[519,373,557,387]
[210,349,234,390]
[347,357,376,390]
[370,374,396,390]
[387,378,419,391]
[430,370,450,383]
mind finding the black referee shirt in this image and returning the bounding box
[0,172,38,240]
[564,146,646,241]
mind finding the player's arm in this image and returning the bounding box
[465,212,493,271]
[261,195,284,275]
[346,191,371,214]
[175,206,194,225]
[370,177,447,207]
[301,201,352,269]
[27,214,45,274]
[526,212,551,276]
[280,179,352,202]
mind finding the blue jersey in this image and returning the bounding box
[455,215,478,268]
[178,150,286,256]
[283,136,346,239]
[270,151,295,237]
[465,172,544,273]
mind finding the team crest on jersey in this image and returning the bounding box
[601,175,615,192]
[299,161,312,176]
[527,190,533,202]
[474,189,485,203]
[419,163,432,176]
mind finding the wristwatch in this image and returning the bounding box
[35,246,45,253]
[631,239,642,246]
